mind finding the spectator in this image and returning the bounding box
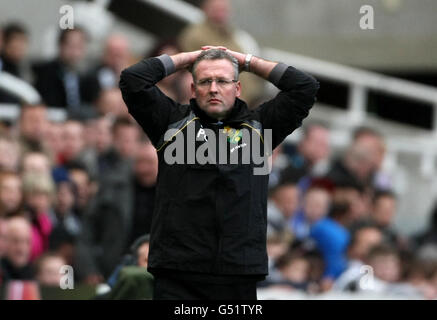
[91,115,133,247]
[0,136,20,172]
[340,244,424,298]
[352,127,390,190]
[92,34,132,90]
[309,202,352,289]
[267,181,299,237]
[260,231,293,287]
[282,122,331,179]
[20,152,52,176]
[60,120,86,166]
[260,251,310,292]
[334,224,383,291]
[103,235,154,300]
[129,141,157,243]
[365,244,401,287]
[0,171,23,217]
[112,116,141,161]
[331,179,370,224]
[59,120,97,179]
[22,172,54,261]
[178,0,262,106]
[106,234,151,288]
[0,23,29,78]
[290,186,331,240]
[65,162,96,218]
[0,216,35,283]
[369,190,407,249]
[44,122,65,166]
[326,143,375,193]
[35,252,66,287]
[403,256,437,299]
[95,88,130,118]
[18,104,51,157]
[32,27,99,112]
[50,177,82,249]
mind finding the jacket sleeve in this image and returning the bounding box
[119,54,180,147]
[256,63,320,150]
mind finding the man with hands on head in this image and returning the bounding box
[119,45,319,300]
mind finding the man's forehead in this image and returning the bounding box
[195,59,234,78]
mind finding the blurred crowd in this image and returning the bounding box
[1,0,437,300]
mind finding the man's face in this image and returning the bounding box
[203,0,231,26]
[60,31,86,67]
[273,185,300,219]
[372,196,396,227]
[354,134,385,171]
[304,189,330,223]
[137,242,149,268]
[0,175,22,214]
[4,33,29,63]
[353,228,383,260]
[134,144,158,187]
[62,122,85,161]
[114,125,140,159]
[300,126,330,165]
[22,153,51,176]
[37,256,66,286]
[191,59,241,120]
[6,219,32,268]
[19,107,48,142]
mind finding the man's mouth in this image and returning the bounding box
[208,98,221,103]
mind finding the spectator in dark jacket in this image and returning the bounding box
[32,27,99,113]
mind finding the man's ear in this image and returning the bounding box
[191,82,196,98]
[235,81,242,98]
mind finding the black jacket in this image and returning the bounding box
[32,59,100,108]
[119,55,319,278]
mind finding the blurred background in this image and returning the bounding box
[0,0,437,300]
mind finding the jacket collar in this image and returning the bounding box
[190,97,252,126]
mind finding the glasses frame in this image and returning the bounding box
[195,78,238,88]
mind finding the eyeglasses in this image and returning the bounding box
[196,78,238,88]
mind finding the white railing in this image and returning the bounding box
[0,71,41,104]
[263,47,437,134]
[0,103,67,123]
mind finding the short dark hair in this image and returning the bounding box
[191,49,239,81]
[366,244,398,262]
[302,121,329,139]
[372,189,396,205]
[58,27,87,46]
[328,201,350,220]
[352,126,382,141]
[2,22,28,44]
[112,116,136,135]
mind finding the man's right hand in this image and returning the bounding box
[170,50,202,71]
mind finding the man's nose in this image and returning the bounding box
[209,80,219,92]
